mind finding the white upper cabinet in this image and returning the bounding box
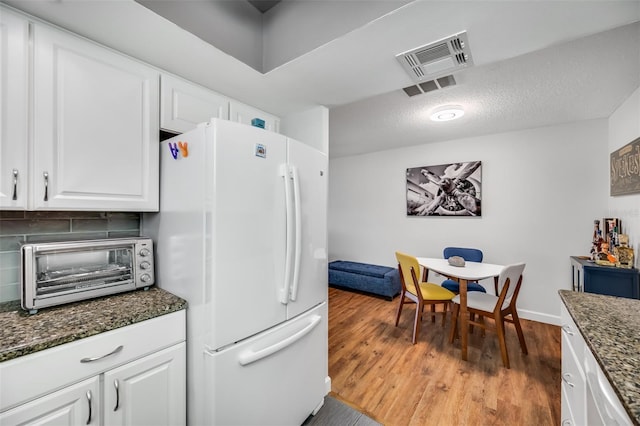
[31,22,159,211]
[160,74,229,134]
[229,100,281,133]
[0,9,28,209]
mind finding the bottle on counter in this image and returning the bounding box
[591,220,602,260]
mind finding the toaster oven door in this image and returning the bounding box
[21,241,137,311]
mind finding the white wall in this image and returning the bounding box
[261,1,410,72]
[281,106,329,154]
[328,119,610,324]
[608,87,640,261]
[135,0,264,72]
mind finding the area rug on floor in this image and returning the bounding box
[302,395,381,426]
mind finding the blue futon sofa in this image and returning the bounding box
[328,260,401,300]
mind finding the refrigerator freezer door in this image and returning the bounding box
[286,139,328,319]
[206,119,289,350]
[204,302,327,425]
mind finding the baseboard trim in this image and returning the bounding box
[518,308,561,326]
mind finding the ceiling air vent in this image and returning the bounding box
[402,75,456,97]
[396,31,473,83]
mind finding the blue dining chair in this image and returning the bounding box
[441,247,487,293]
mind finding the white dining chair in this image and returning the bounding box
[449,262,527,368]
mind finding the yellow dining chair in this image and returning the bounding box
[449,262,527,368]
[395,251,456,344]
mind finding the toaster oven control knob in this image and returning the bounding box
[139,248,151,257]
[140,261,151,270]
[140,273,152,283]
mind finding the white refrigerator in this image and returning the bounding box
[143,118,329,425]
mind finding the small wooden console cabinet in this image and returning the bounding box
[570,256,639,299]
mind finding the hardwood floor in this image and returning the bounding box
[328,287,561,426]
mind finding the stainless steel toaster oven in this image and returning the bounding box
[21,237,155,313]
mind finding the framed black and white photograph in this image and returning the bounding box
[406,161,482,216]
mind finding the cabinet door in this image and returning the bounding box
[229,101,281,133]
[560,304,586,426]
[32,23,159,211]
[103,342,186,426]
[160,74,229,134]
[584,266,639,299]
[0,376,100,426]
[0,8,28,209]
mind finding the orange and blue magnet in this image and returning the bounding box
[168,142,179,159]
[178,141,189,158]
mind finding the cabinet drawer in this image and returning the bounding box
[561,332,586,422]
[561,380,575,426]
[0,310,185,411]
[561,302,587,426]
[560,303,584,357]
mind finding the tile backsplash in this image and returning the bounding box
[0,211,141,303]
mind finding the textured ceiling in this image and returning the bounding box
[4,0,640,158]
[329,21,640,157]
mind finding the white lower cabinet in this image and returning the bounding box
[103,344,186,426]
[0,376,100,425]
[583,344,632,425]
[560,303,586,426]
[0,311,186,426]
[560,330,586,426]
[561,303,632,426]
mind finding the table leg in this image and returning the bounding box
[460,278,468,361]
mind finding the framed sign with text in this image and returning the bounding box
[610,137,640,196]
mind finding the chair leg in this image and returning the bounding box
[394,292,405,326]
[449,303,459,343]
[511,309,528,355]
[431,304,436,323]
[469,312,475,334]
[495,313,510,368]
[412,302,422,344]
[441,302,447,327]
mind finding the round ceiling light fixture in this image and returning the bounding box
[430,105,465,122]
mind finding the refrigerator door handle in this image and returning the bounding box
[280,164,294,304]
[235,315,322,366]
[290,165,302,301]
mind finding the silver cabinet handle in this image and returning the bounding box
[80,345,123,363]
[113,379,120,411]
[86,390,93,425]
[561,325,574,336]
[562,373,575,388]
[43,171,49,202]
[12,169,18,200]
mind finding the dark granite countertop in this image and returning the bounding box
[0,287,187,363]
[559,290,640,425]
